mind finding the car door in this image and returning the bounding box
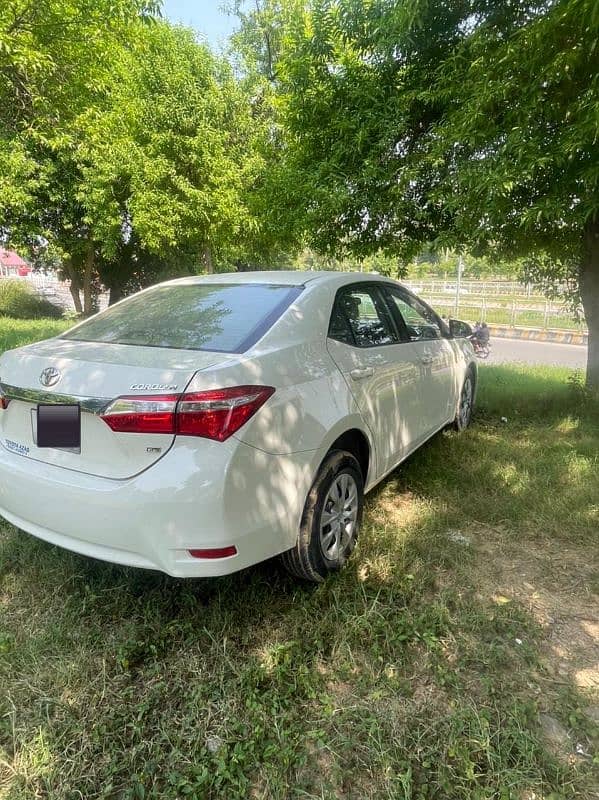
[383,286,456,441]
[326,284,422,478]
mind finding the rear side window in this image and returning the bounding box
[61,283,303,353]
[328,286,399,347]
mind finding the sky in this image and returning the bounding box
[160,1,238,46]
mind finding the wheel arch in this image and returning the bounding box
[322,427,371,486]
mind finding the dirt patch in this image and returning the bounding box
[468,523,599,692]
[459,523,599,768]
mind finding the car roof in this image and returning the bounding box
[165,270,402,289]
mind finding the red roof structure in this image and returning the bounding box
[0,248,31,276]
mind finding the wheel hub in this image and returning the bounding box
[319,472,359,561]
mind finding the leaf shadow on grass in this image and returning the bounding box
[0,365,597,799]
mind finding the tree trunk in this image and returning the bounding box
[82,243,94,316]
[204,245,214,274]
[108,284,123,306]
[580,215,599,392]
[63,258,83,315]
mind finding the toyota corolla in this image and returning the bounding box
[0,272,476,581]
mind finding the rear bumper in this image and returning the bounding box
[0,439,317,577]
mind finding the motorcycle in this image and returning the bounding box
[469,335,491,359]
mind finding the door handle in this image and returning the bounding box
[350,366,374,380]
[420,355,434,365]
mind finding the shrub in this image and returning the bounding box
[0,279,63,319]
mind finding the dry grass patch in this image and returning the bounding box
[472,525,598,691]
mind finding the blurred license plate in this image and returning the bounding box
[36,404,81,449]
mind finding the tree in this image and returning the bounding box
[0,0,158,313]
[0,0,157,131]
[228,0,286,82]
[1,5,275,310]
[423,0,599,385]
[275,0,599,387]
[226,0,307,268]
[84,22,267,299]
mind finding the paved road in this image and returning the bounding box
[487,337,587,368]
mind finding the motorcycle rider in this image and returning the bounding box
[469,321,490,353]
[476,322,490,346]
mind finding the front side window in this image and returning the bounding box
[386,289,442,342]
[329,286,399,347]
[61,283,302,353]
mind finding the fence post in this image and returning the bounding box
[511,299,517,327]
[543,300,549,329]
[454,255,463,316]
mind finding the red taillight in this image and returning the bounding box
[100,395,179,434]
[176,386,275,442]
[0,388,8,410]
[188,546,237,559]
[100,386,274,441]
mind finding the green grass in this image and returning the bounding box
[0,317,72,352]
[0,281,63,321]
[0,335,598,798]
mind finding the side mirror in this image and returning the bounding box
[449,318,473,338]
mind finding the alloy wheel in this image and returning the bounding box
[319,472,359,561]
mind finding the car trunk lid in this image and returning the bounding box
[0,338,234,478]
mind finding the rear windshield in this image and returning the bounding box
[61,283,303,353]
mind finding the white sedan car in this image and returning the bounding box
[0,272,476,582]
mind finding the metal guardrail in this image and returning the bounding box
[404,281,587,333]
[406,278,568,296]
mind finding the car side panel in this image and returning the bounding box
[448,337,477,387]
[183,339,371,454]
[326,337,422,475]
[406,337,457,441]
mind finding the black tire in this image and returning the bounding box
[453,368,475,431]
[281,450,364,582]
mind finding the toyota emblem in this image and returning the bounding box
[40,367,61,387]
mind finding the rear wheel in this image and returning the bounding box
[281,450,363,582]
[453,369,475,431]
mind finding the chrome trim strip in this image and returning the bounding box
[0,382,109,414]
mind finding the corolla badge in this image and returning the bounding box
[129,383,178,391]
[40,367,61,387]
